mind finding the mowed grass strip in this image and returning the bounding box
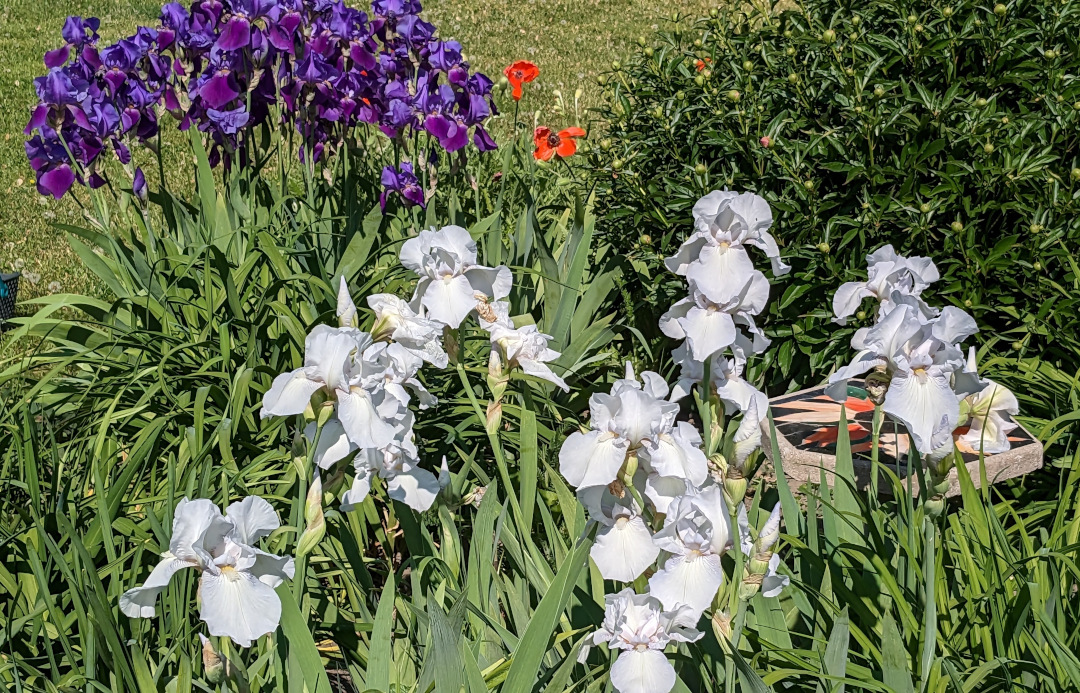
[0,0,714,301]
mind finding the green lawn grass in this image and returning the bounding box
[0,0,715,303]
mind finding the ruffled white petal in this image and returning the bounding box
[119,556,195,618]
[225,496,280,545]
[558,431,629,490]
[610,650,677,693]
[199,569,282,648]
[591,516,660,582]
[648,553,724,615]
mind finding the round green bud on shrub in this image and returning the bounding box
[851,15,861,26]
[861,201,870,209]
[994,3,1007,15]
[874,86,885,98]
[943,6,954,17]
[976,97,988,107]
[1045,49,1057,59]
[907,14,918,24]
[914,24,924,33]
[804,180,815,191]
[1012,340,1023,351]
[788,73,799,84]
[600,138,612,151]
[786,46,796,56]
[695,163,708,175]
[854,105,863,114]
[817,242,830,253]
[784,29,793,38]
[951,220,964,232]
[1071,167,1080,180]
[1001,116,1009,124]
[983,143,995,154]
[849,32,859,41]
[703,69,712,78]
[1029,223,1042,234]
[695,75,705,87]
[612,159,625,171]
[1033,261,1042,270]
[710,8,719,17]
[676,91,686,101]
[597,75,608,86]
[639,234,652,245]
[1074,102,1080,110]
[856,310,867,320]
[653,106,664,118]
[822,29,837,43]
[920,202,931,213]
[611,60,621,70]
[694,39,703,48]
[727,89,741,102]
[964,299,973,307]
[742,60,754,71]
[637,36,647,47]
[645,47,654,57]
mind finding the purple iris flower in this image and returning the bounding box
[424,113,468,152]
[396,15,435,46]
[199,66,240,108]
[216,0,279,51]
[380,161,424,209]
[207,105,250,134]
[427,40,461,72]
[61,16,100,47]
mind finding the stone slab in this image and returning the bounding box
[761,380,1044,498]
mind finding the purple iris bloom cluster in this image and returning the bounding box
[380,161,424,210]
[25,0,498,203]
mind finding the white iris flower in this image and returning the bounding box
[480,301,569,392]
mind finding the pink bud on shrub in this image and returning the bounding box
[760,136,771,148]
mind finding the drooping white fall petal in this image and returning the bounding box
[580,486,659,582]
[481,301,569,391]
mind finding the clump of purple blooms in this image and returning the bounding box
[25,0,497,206]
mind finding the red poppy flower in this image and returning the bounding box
[534,126,586,161]
[504,60,539,101]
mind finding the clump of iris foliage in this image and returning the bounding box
[587,0,1080,444]
[1,1,1079,692]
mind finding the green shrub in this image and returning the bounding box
[589,0,1080,423]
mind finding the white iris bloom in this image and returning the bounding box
[480,301,569,392]
[659,271,770,363]
[259,324,396,450]
[958,348,1019,454]
[586,589,703,693]
[400,225,512,329]
[832,245,940,325]
[367,293,449,368]
[666,190,790,283]
[579,485,660,582]
[119,497,294,648]
[737,503,789,598]
[826,303,979,454]
[340,417,442,512]
[669,344,768,418]
[558,365,707,506]
[648,485,733,616]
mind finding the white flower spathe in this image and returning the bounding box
[368,293,449,368]
[480,301,569,392]
[119,497,294,648]
[826,303,979,454]
[340,417,442,512]
[587,589,703,693]
[648,485,733,616]
[659,271,770,363]
[958,348,1019,455]
[737,503,789,598]
[666,190,790,282]
[579,485,660,582]
[400,225,512,329]
[259,324,397,450]
[558,365,707,508]
[832,244,940,325]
